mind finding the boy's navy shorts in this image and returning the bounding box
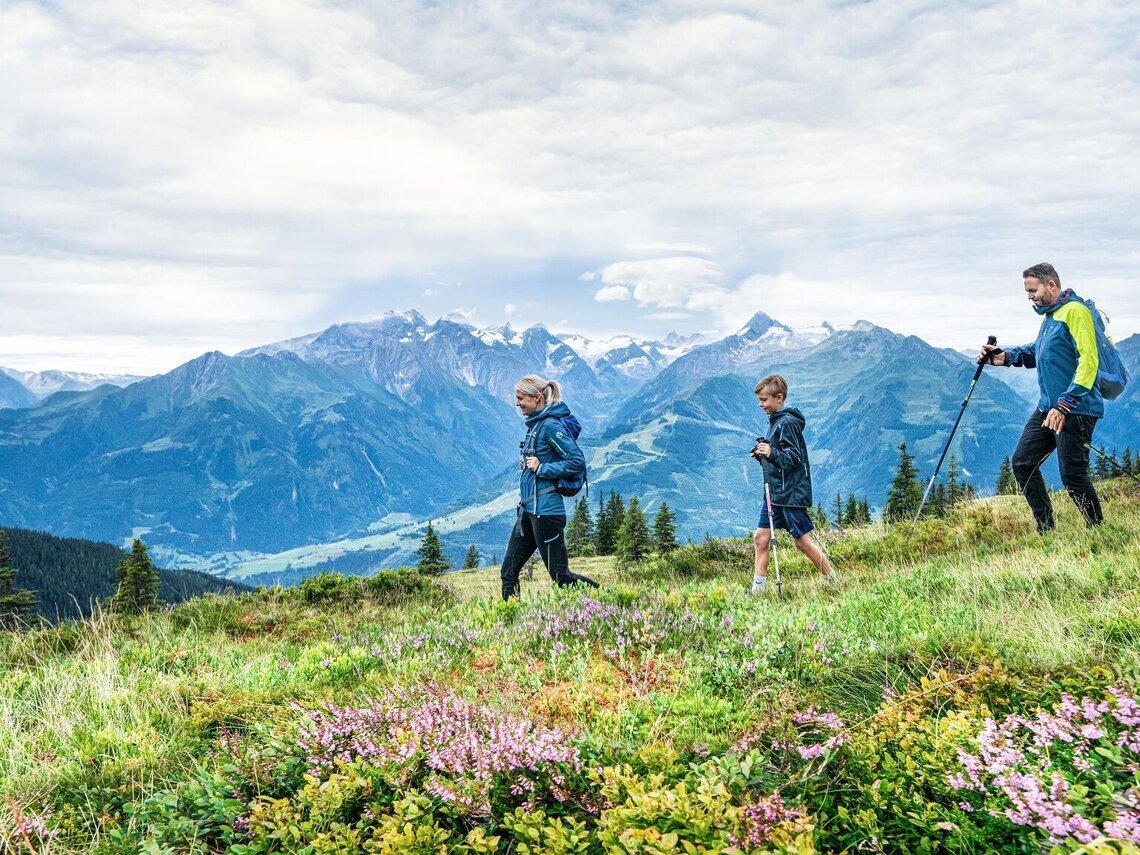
[758,504,814,538]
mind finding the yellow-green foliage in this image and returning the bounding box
[592,764,745,853]
[1,483,1139,852]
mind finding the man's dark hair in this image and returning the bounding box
[1023,262,1060,287]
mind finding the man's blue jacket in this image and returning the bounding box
[1004,289,1104,418]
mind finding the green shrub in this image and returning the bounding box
[167,591,249,635]
[299,572,363,605]
[364,567,454,607]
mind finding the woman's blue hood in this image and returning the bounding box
[526,401,572,428]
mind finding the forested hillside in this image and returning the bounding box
[2,527,246,622]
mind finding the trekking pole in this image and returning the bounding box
[1085,443,1140,486]
[914,335,998,522]
[765,482,782,597]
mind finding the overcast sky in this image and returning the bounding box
[2,0,1137,375]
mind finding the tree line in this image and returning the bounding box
[883,443,978,523]
[0,527,242,626]
[413,491,681,575]
[565,491,678,563]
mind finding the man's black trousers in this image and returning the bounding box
[500,510,599,600]
[1011,408,1103,532]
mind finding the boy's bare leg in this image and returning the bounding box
[792,533,835,578]
[751,527,770,592]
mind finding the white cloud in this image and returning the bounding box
[599,256,723,307]
[627,242,714,256]
[504,303,516,317]
[595,285,632,302]
[1,0,1138,371]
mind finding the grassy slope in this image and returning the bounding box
[1,480,1138,851]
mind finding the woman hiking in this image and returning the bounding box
[499,375,599,600]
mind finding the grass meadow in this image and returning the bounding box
[2,481,1139,853]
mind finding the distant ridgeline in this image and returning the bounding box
[2,527,247,622]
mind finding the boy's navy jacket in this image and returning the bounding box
[1003,289,1104,418]
[758,407,813,508]
[519,402,586,517]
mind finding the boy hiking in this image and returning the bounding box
[749,374,836,593]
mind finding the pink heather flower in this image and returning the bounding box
[3,807,58,843]
[959,802,974,813]
[1109,687,1140,727]
[951,688,1140,846]
[296,688,581,815]
[737,794,802,847]
[1105,808,1140,843]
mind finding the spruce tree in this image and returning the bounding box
[597,491,625,555]
[615,497,651,564]
[0,529,37,630]
[947,454,965,506]
[416,522,451,576]
[810,503,828,530]
[933,482,948,518]
[111,539,160,615]
[996,456,1018,494]
[1093,451,1111,480]
[1123,448,1134,476]
[843,494,859,527]
[884,442,923,522]
[566,496,595,557]
[858,498,872,526]
[594,494,609,555]
[831,492,844,530]
[462,544,480,570]
[653,502,678,554]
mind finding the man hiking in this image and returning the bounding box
[978,262,1104,532]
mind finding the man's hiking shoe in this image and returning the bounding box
[750,577,766,595]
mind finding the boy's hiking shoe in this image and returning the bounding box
[821,572,838,588]
[750,576,766,595]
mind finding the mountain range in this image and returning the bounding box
[1,312,1135,582]
[0,367,144,406]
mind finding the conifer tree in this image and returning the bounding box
[1093,451,1111,480]
[653,502,678,554]
[843,494,859,527]
[1124,447,1134,476]
[0,529,36,630]
[597,491,625,555]
[933,482,948,518]
[996,456,1018,494]
[111,539,160,615]
[616,496,651,563]
[594,494,609,555]
[947,454,965,506]
[832,492,844,530]
[858,498,872,525]
[566,496,595,557]
[810,503,828,530]
[884,442,923,522]
[416,522,451,576]
[462,544,480,570]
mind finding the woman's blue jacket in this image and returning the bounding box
[518,402,585,518]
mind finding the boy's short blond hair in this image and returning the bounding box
[754,373,788,398]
